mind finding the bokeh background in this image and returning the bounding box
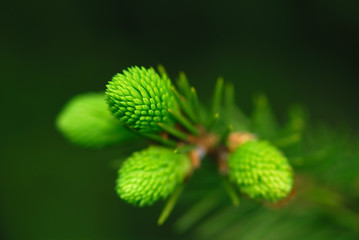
[1,1,358,239]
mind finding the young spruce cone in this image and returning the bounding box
[106,66,178,133]
[228,141,293,201]
[56,92,135,148]
[116,146,191,207]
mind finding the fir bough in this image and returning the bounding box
[56,65,305,224]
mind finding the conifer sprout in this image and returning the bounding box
[56,92,136,148]
[116,146,191,207]
[106,66,178,133]
[228,141,293,201]
[56,65,301,224]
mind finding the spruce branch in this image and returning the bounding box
[55,65,325,225]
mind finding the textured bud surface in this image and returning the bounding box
[56,92,135,148]
[116,146,191,207]
[228,141,293,201]
[106,66,177,132]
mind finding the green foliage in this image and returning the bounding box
[228,141,293,201]
[106,66,178,132]
[251,94,279,140]
[56,92,136,148]
[222,82,250,132]
[56,65,300,223]
[174,125,359,240]
[56,65,358,234]
[116,146,190,207]
[288,125,359,190]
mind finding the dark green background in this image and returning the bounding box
[1,1,358,239]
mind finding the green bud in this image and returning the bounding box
[106,66,178,132]
[116,146,191,207]
[228,141,293,201]
[56,92,136,148]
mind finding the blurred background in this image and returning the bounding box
[1,0,358,239]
